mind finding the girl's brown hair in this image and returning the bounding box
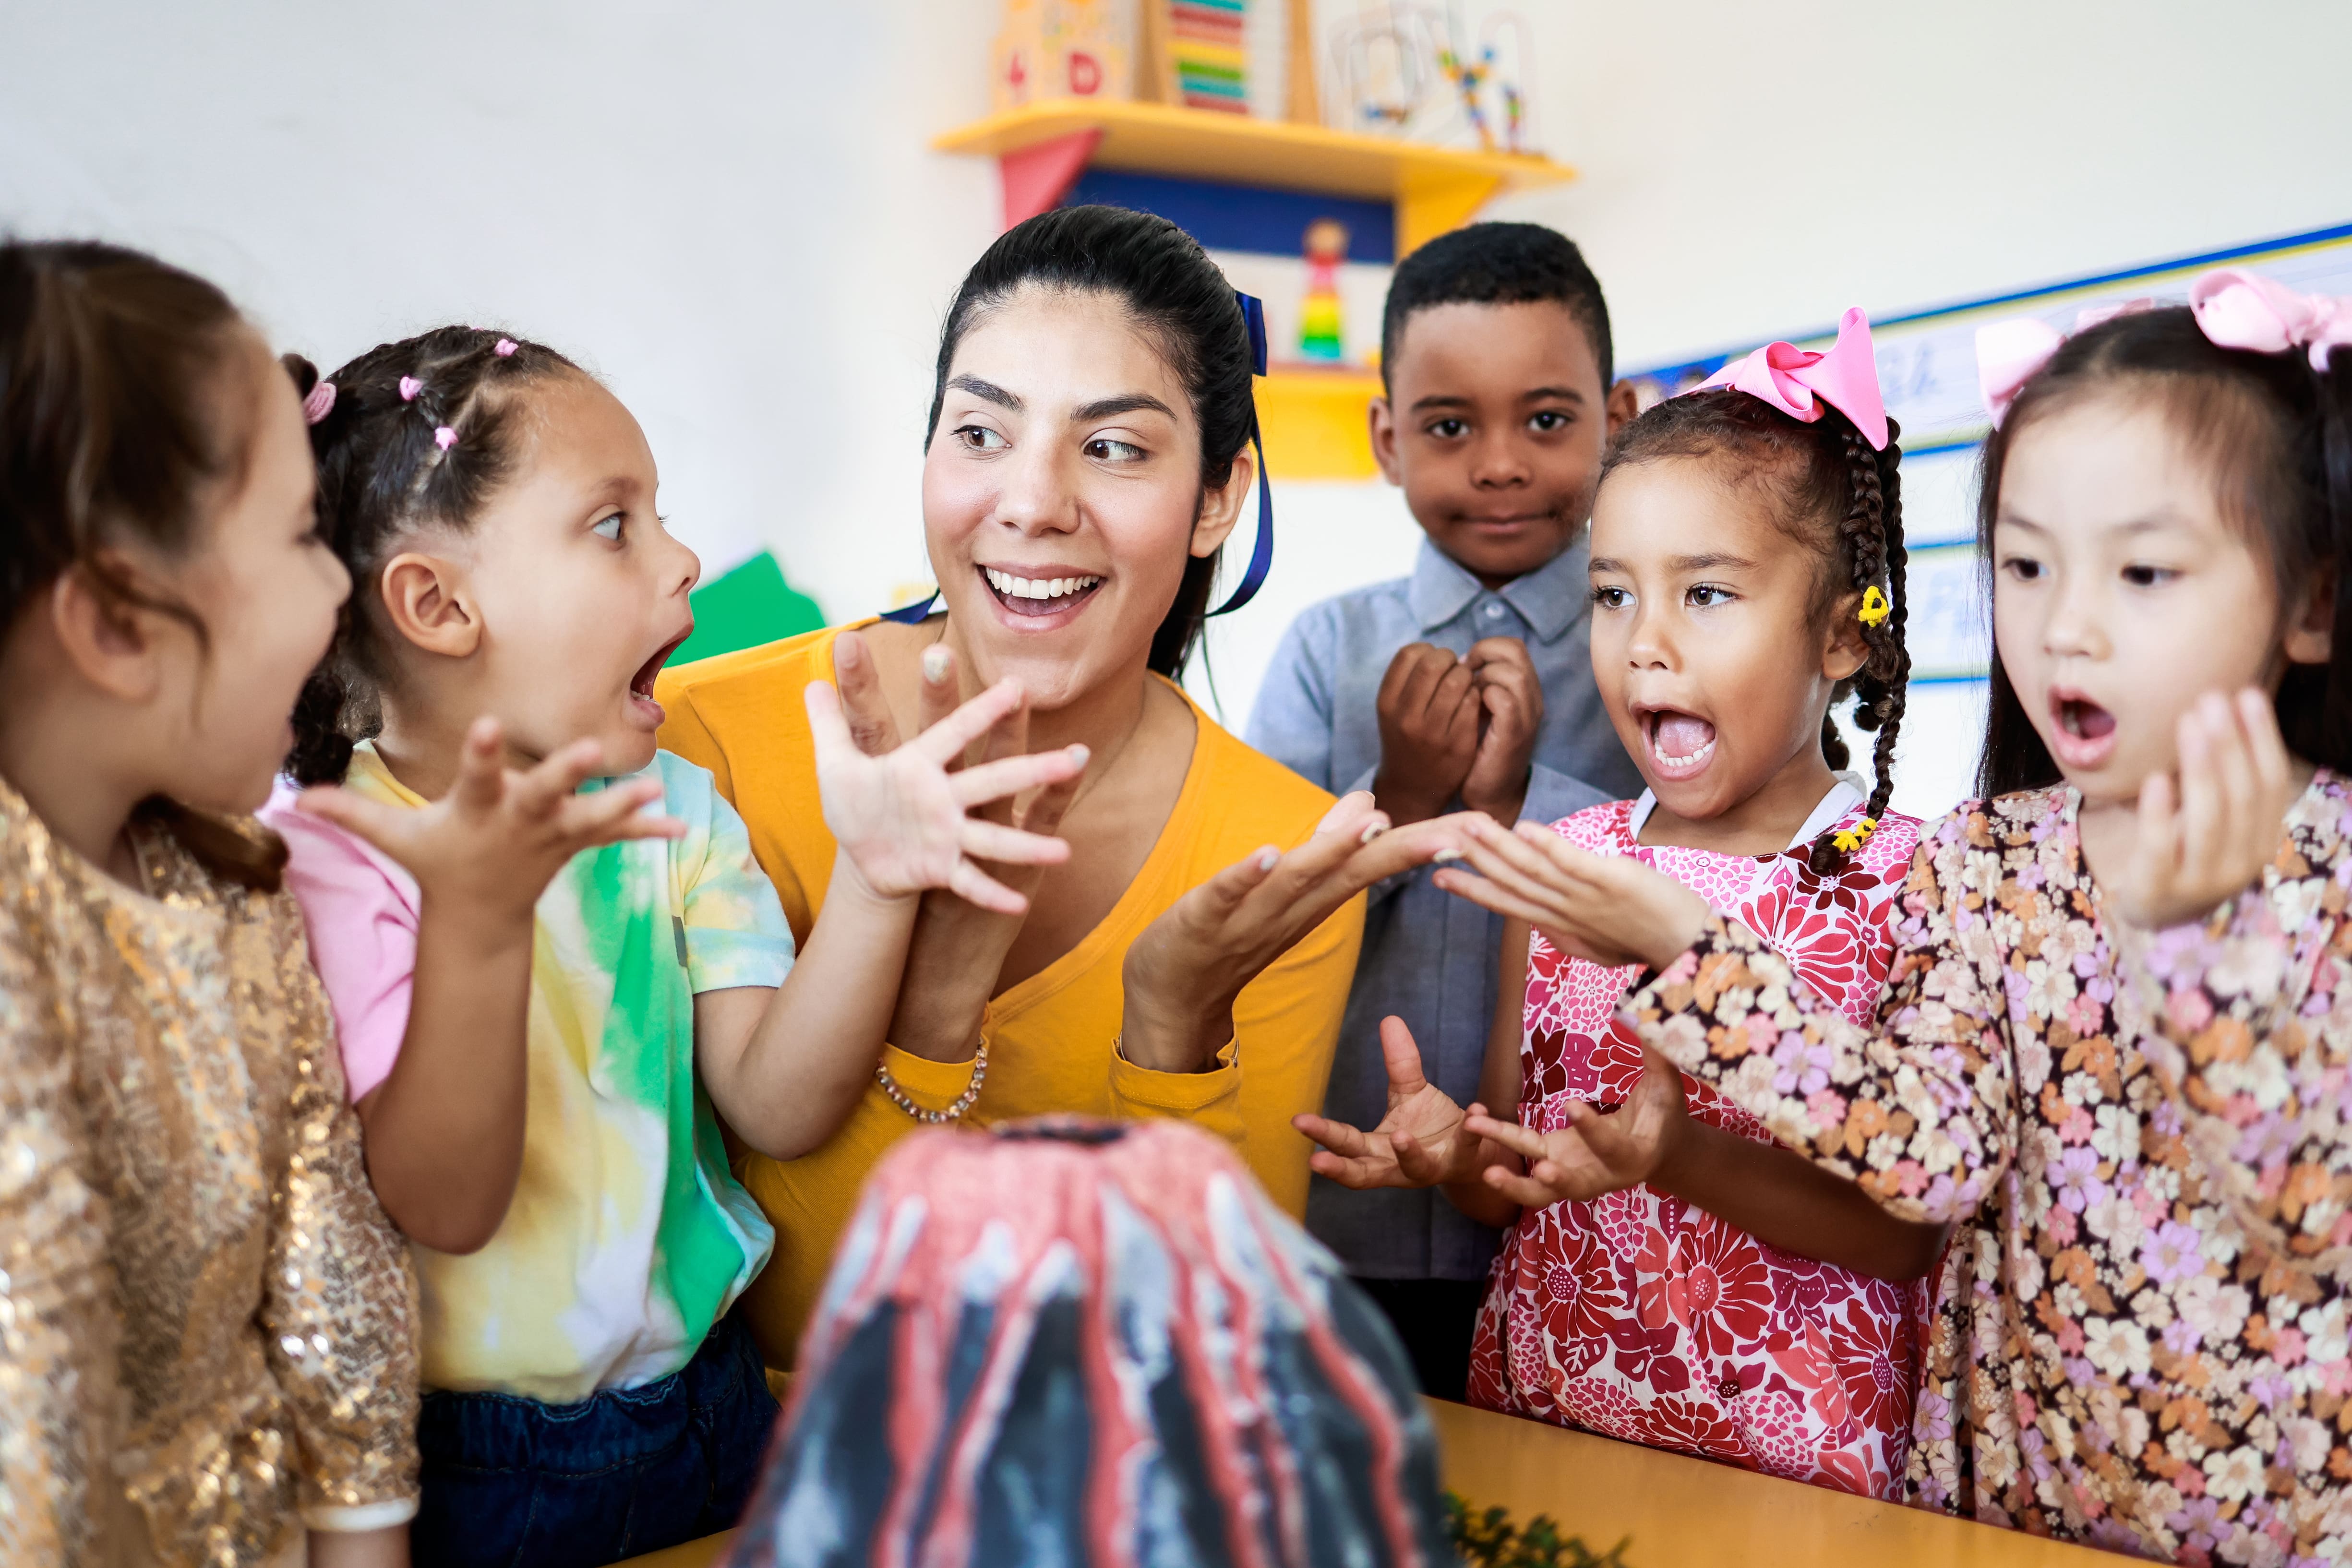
[0,238,289,889]
[284,325,578,787]
[1600,390,1910,873]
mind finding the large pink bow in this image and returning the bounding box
[1689,307,1889,451]
[1976,299,2155,428]
[1976,269,2352,427]
[2189,269,2352,370]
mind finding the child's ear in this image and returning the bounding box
[46,559,171,704]
[1822,594,1871,682]
[1190,441,1256,559]
[1368,394,1403,486]
[378,551,482,658]
[2283,563,2336,666]
[1604,379,1641,441]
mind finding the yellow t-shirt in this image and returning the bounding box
[655,622,1365,1364]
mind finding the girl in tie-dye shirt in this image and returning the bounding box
[262,327,1083,1568]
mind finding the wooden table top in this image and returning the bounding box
[621,1397,2114,1567]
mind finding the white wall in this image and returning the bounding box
[8,0,2352,819]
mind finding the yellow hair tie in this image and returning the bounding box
[1857,586,1891,627]
[1831,816,1878,854]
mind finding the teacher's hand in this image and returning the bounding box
[831,632,1079,1062]
[1117,794,1474,1075]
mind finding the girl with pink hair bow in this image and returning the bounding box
[1381,268,2352,1560]
[1298,308,1945,1502]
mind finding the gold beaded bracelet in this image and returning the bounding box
[875,1038,989,1125]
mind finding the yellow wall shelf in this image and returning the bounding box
[932,98,1576,258]
[1256,367,1382,481]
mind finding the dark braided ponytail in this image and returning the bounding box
[286,326,579,785]
[1601,388,1910,873]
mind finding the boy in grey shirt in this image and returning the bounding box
[1246,224,1643,1398]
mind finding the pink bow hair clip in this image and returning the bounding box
[399,375,423,402]
[494,338,518,357]
[1977,299,2159,427]
[2189,269,2352,370]
[1687,307,1890,451]
[301,380,336,426]
[1977,269,2352,427]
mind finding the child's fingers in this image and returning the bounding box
[831,632,905,757]
[293,786,412,855]
[2202,691,2263,845]
[914,679,1029,766]
[556,781,676,845]
[448,718,507,815]
[1292,1111,1377,1160]
[947,859,1031,916]
[2174,703,2221,879]
[1481,1166,1563,1209]
[1463,1113,1548,1164]
[1449,833,1575,922]
[1560,1100,1644,1173]
[957,819,1070,867]
[1378,1015,1429,1098]
[803,680,858,778]
[1392,1129,1459,1186]
[512,738,608,818]
[1306,1147,1403,1190]
[947,746,1089,809]
[2129,768,2179,915]
[2239,686,2294,800]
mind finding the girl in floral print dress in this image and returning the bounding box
[1428,274,2352,1563]
[1299,311,1949,1497]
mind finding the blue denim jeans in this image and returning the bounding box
[412,1312,780,1568]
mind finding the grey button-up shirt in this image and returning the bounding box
[1246,538,1646,1281]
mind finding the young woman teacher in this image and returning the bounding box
[658,207,1460,1360]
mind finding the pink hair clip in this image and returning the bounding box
[399,375,423,402]
[434,426,457,451]
[302,380,336,425]
[494,338,518,357]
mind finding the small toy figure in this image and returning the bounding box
[1300,215,1350,362]
[1436,45,1494,151]
[726,1117,1450,1568]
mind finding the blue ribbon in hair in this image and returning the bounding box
[883,290,1274,625]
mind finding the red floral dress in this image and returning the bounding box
[1467,789,1929,1499]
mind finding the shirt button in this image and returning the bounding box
[1483,602,1504,618]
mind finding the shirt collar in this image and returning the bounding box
[1404,533,1592,643]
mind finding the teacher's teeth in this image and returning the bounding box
[985,568,1103,600]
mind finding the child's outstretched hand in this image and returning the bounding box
[1461,1041,1691,1208]
[297,718,682,930]
[1293,1016,1490,1189]
[1435,815,1711,971]
[2112,688,2300,929]
[806,672,1085,916]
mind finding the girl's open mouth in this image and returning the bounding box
[2047,690,2119,768]
[981,566,1104,620]
[1643,708,1717,782]
[627,627,690,728]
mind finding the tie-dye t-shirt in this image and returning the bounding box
[266,742,789,1403]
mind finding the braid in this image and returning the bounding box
[1806,417,1909,874]
[285,326,577,782]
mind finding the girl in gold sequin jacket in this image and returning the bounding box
[0,244,677,1567]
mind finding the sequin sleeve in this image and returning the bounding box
[0,888,118,1563]
[1619,818,2020,1226]
[2109,776,2352,1271]
[256,896,421,1530]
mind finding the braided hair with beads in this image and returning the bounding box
[1600,388,1909,874]
[283,325,580,786]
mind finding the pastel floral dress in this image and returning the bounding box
[1469,788,1930,1499]
[1620,776,2352,1562]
